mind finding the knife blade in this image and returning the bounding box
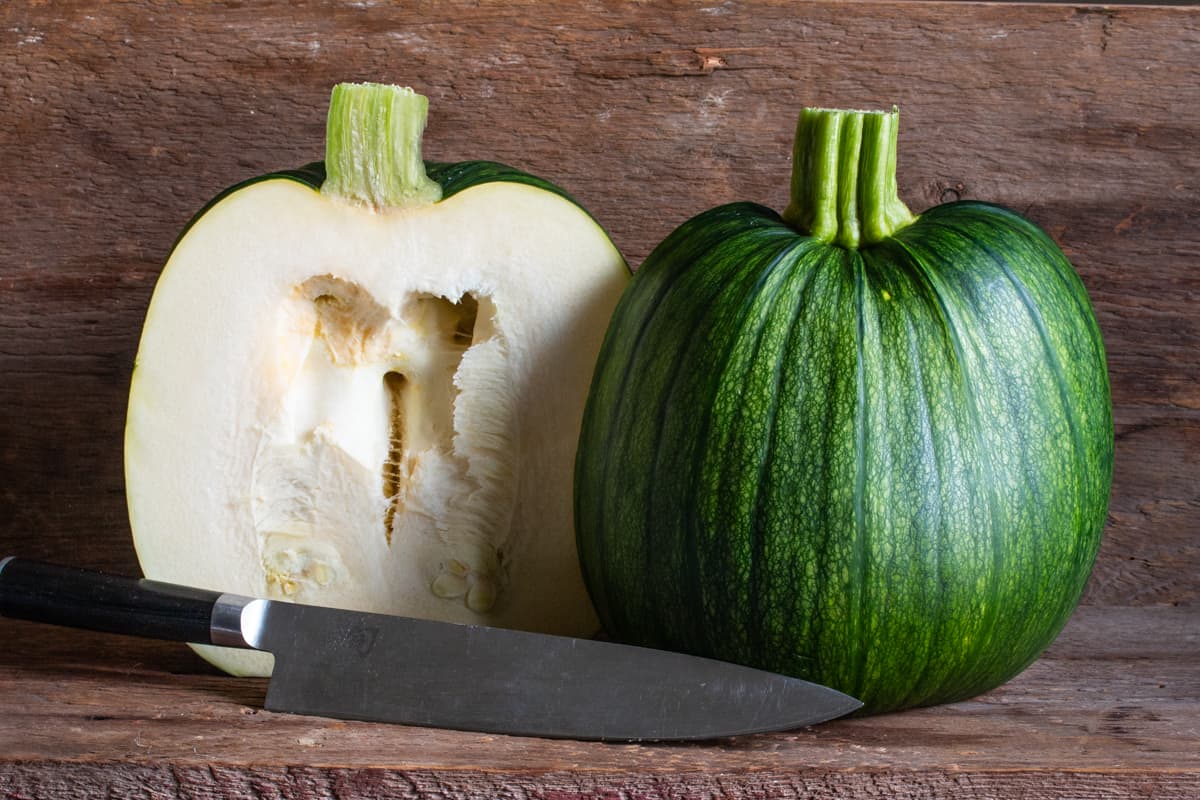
[0,556,861,740]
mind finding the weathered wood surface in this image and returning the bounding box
[1,606,1197,798]
[1,1,1198,796]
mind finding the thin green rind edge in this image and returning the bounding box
[167,160,620,263]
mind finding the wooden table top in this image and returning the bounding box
[2,605,1197,797]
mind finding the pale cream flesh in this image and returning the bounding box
[125,178,627,676]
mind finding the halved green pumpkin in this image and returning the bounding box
[126,84,628,676]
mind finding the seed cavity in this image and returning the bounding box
[305,277,391,365]
[382,371,408,544]
[252,275,517,614]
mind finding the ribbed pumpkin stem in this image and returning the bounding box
[782,107,915,249]
[322,82,443,210]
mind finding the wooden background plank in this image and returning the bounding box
[1,2,1197,606]
[2,1,1197,609]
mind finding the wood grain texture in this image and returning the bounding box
[0,1,1198,795]
[3,766,1198,800]
[1,606,1197,798]
[1,1,1197,602]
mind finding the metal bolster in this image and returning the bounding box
[210,593,265,649]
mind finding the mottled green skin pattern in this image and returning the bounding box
[575,201,1113,714]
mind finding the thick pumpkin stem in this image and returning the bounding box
[322,82,443,210]
[782,107,915,249]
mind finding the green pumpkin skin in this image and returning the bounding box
[575,193,1113,714]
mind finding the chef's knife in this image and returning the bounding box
[0,556,860,740]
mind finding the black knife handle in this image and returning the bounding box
[0,557,221,644]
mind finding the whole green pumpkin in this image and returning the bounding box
[574,107,1113,714]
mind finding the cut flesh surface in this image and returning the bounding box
[125,178,627,676]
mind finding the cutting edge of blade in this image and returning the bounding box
[263,677,863,743]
